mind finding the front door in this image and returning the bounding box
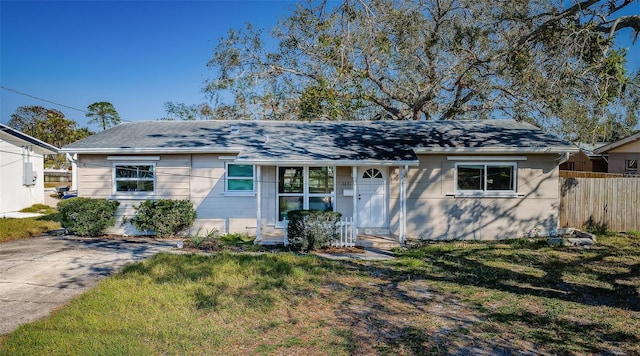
[357,167,387,228]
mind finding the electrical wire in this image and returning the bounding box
[1,86,89,114]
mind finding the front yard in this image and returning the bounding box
[1,235,639,355]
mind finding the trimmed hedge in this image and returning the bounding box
[58,198,120,237]
[129,199,196,237]
[286,210,342,252]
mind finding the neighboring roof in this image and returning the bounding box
[572,142,608,157]
[594,132,640,154]
[61,120,576,165]
[0,123,59,154]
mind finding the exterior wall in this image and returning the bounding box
[335,166,354,219]
[76,152,563,240]
[0,140,46,214]
[401,154,561,240]
[78,154,257,235]
[607,140,640,174]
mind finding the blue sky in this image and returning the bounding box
[1,0,296,129]
[1,1,639,131]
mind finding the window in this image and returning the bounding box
[456,163,516,194]
[277,166,335,221]
[226,164,255,192]
[625,159,638,173]
[114,164,155,193]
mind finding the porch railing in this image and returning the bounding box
[282,217,355,247]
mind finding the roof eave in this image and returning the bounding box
[0,124,59,154]
[594,133,640,154]
[413,146,579,154]
[59,147,245,154]
[235,158,420,167]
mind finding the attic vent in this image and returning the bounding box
[229,126,240,134]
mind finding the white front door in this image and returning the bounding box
[357,167,387,228]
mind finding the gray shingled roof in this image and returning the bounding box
[61,120,576,164]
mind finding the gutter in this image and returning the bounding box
[413,146,579,154]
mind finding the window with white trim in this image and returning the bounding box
[226,163,255,192]
[455,163,516,194]
[113,164,155,193]
[277,166,335,221]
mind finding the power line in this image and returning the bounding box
[0,86,89,114]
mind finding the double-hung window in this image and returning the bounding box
[277,166,335,221]
[226,163,255,192]
[114,164,155,193]
[455,163,516,195]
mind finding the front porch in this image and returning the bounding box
[253,165,411,249]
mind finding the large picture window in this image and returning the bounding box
[114,164,155,193]
[456,163,516,194]
[278,166,335,221]
[226,164,255,192]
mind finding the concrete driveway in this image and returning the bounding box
[0,236,177,335]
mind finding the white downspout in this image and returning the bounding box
[352,166,358,239]
[255,165,262,244]
[399,165,406,243]
[401,164,408,244]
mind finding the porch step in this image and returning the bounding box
[358,227,391,235]
[356,235,401,250]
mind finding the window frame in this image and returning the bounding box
[225,163,256,195]
[112,162,156,196]
[454,162,518,197]
[625,159,638,174]
[276,166,336,222]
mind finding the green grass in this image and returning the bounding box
[0,205,61,242]
[1,235,639,354]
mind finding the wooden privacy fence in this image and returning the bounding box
[560,177,640,232]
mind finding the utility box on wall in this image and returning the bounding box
[23,162,37,186]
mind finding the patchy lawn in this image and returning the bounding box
[0,205,60,242]
[1,235,639,355]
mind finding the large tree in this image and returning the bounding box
[86,102,121,130]
[205,0,639,142]
[162,101,215,121]
[9,106,93,168]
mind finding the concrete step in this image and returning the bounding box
[356,235,401,250]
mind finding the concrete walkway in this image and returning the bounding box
[313,247,396,261]
[0,236,177,335]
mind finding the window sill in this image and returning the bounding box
[223,191,256,197]
[447,192,523,198]
[110,193,155,200]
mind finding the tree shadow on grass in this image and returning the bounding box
[116,244,640,355]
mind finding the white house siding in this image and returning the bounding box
[396,154,561,240]
[191,154,258,235]
[0,140,46,214]
[78,154,267,236]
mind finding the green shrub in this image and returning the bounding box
[57,198,119,237]
[286,210,342,252]
[129,199,196,237]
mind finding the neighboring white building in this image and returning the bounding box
[0,123,59,214]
